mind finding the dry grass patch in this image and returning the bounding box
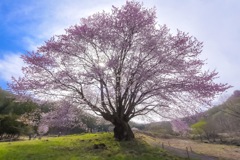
[137,133,240,160]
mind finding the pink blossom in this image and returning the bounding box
[37,124,49,135]
[9,1,230,140]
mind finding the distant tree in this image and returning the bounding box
[37,124,49,136]
[144,121,173,135]
[81,113,97,132]
[0,115,24,139]
[221,90,240,119]
[38,100,85,133]
[129,121,145,130]
[19,102,52,133]
[95,117,112,132]
[192,118,221,142]
[191,120,207,141]
[171,119,189,136]
[0,89,40,138]
[10,1,229,141]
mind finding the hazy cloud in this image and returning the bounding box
[0,53,24,81]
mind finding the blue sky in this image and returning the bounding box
[0,0,239,97]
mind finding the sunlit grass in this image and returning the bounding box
[0,132,187,160]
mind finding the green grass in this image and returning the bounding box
[0,133,187,160]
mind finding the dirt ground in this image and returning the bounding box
[136,132,240,160]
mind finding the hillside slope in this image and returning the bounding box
[0,133,187,160]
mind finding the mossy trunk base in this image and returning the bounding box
[113,121,134,141]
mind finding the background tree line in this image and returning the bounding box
[190,90,240,145]
[141,90,240,146]
[0,88,112,141]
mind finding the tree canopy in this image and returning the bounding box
[10,1,229,140]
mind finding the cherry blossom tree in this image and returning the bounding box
[38,100,85,132]
[171,119,189,136]
[37,124,49,136]
[10,1,230,140]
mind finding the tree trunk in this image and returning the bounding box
[100,112,134,141]
[113,120,134,141]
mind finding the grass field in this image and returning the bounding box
[0,133,188,160]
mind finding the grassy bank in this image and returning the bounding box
[0,132,187,160]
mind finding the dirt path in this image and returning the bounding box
[136,132,220,160]
[160,144,218,160]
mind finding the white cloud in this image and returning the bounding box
[14,0,125,51]
[0,53,24,82]
[151,0,240,93]
[22,37,42,51]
